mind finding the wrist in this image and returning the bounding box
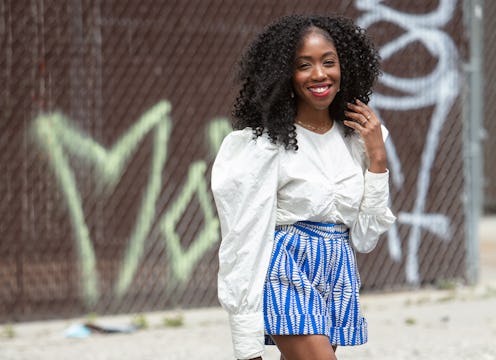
[368,158,387,173]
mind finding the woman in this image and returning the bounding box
[211,14,396,360]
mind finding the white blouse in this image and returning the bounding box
[211,123,396,359]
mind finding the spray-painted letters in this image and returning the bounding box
[33,102,230,303]
[357,0,460,283]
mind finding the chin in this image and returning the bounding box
[310,99,335,111]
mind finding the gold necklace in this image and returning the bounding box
[295,120,332,134]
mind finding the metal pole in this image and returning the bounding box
[463,0,484,284]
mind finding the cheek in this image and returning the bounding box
[292,74,309,96]
[292,74,303,88]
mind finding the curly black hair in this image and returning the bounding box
[232,14,381,150]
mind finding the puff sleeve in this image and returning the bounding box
[211,129,279,359]
[349,126,396,253]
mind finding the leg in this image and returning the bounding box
[272,335,337,360]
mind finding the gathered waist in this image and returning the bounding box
[276,221,349,238]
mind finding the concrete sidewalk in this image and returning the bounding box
[1,218,495,360]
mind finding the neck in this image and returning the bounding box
[295,106,333,128]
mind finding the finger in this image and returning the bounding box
[356,99,371,111]
[346,102,367,118]
[344,110,368,126]
[343,119,363,131]
[347,99,368,109]
[357,100,377,122]
[348,100,374,121]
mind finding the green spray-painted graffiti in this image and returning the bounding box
[32,101,231,304]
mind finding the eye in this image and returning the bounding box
[324,60,336,67]
[297,63,310,70]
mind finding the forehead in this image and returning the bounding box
[297,28,337,54]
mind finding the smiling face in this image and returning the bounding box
[292,28,341,115]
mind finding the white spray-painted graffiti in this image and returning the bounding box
[357,0,460,283]
[33,102,231,304]
[31,1,461,305]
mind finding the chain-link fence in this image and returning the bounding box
[484,0,496,211]
[0,0,476,322]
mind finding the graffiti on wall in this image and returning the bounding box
[32,101,231,304]
[357,0,460,283]
[31,1,462,306]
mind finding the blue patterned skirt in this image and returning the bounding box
[263,221,367,346]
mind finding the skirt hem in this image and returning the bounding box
[264,313,367,346]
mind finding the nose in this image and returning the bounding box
[311,64,326,80]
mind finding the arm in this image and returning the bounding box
[211,130,279,359]
[344,100,396,252]
[349,169,396,252]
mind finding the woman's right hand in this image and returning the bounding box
[343,99,388,173]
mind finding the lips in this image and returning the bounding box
[308,84,332,97]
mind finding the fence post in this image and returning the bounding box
[463,0,484,284]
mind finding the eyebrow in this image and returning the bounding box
[295,51,338,61]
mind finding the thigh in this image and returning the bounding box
[272,335,337,360]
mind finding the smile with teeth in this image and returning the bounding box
[307,84,332,97]
[309,86,329,93]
